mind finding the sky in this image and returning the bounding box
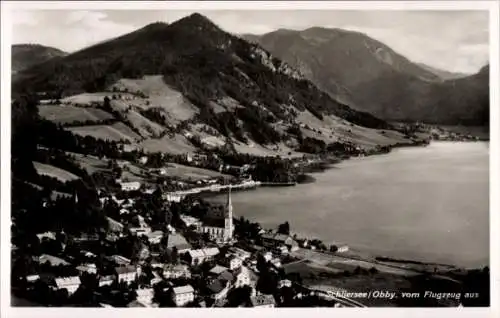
[11,9,489,74]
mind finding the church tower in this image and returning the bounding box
[224,185,234,242]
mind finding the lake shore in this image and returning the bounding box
[206,141,489,273]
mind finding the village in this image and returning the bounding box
[11,149,361,308]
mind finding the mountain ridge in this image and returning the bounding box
[12,13,421,158]
[12,44,67,73]
[243,28,489,126]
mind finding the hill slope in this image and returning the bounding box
[12,44,67,73]
[13,13,417,155]
[243,28,489,126]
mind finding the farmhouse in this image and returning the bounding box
[54,276,81,295]
[115,265,137,284]
[187,247,220,266]
[171,285,195,307]
[250,294,276,308]
[119,181,141,191]
[261,233,298,251]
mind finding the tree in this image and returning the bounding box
[329,245,338,253]
[277,221,290,235]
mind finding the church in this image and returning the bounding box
[201,186,234,244]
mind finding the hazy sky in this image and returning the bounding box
[11,9,489,74]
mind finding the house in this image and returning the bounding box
[180,215,203,231]
[262,251,273,262]
[136,288,155,307]
[147,231,164,244]
[171,285,195,307]
[108,255,131,266]
[166,233,192,253]
[36,232,56,242]
[106,217,124,233]
[223,256,242,270]
[278,279,292,289]
[209,265,229,276]
[165,193,182,203]
[119,181,141,192]
[187,247,220,266]
[115,265,137,284]
[76,263,97,275]
[234,266,257,296]
[270,258,282,268]
[54,276,81,295]
[228,247,252,261]
[250,293,276,308]
[208,279,231,301]
[129,226,152,237]
[26,274,40,283]
[36,254,70,266]
[336,245,349,253]
[261,233,298,251]
[138,156,148,165]
[276,245,288,255]
[99,275,115,287]
[163,264,191,279]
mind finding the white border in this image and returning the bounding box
[1,2,498,318]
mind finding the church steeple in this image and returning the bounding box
[227,185,232,213]
[224,185,234,243]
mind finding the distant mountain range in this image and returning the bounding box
[243,28,489,126]
[12,44,67,73]
[13,13,417,157]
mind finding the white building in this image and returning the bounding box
[119,181,141,192]
[54,276,81,295]
[228,247,251,261]
[278,279,292,289]
[136,288,155,307]
[250,294,276,308]
[146,231,164,244]
[225,256,242,270]
[337,245,349,253]
[187,247,220,266]
[201,187,234,244]
[180,215,203,231]
[163,264,191,279]
[76,263,97,275]
[172,285,195,307]
[99,275,114,287]
[115,266,137,284]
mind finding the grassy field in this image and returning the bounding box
[67,152,110,174]
[61,92,116,105]
[39,105,114,124]
[67,122,141,142]
[139,134,197,154]
[295,111,411,149]
[111,75,199,123]
[33,162,80,182]
[159,163,230,181]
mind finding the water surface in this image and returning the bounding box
[208,142,489,268]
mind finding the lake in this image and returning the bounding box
[207,142,489,268]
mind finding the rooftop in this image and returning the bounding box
[209,265,229,275]
[115,265,136,274]
[172,285,194,294]
[167,233,191,250]
[250,294,276,307]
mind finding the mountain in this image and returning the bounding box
[13,13,418,157]
[243,28,489,126]
[12,44,67,73]
[416,63,469,81]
